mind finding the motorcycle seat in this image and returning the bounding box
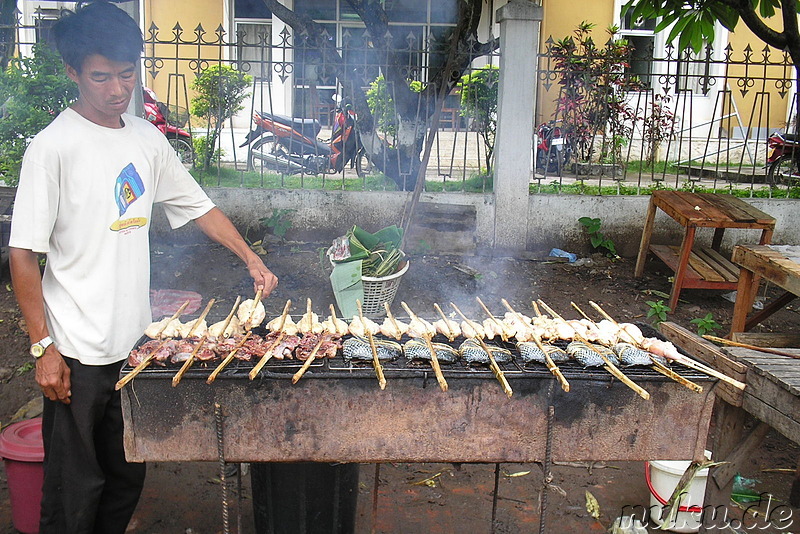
[781,132,800,142]
[257,112,322,138]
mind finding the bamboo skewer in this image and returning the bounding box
[115,300,192,390]
[214,296,242,340]
[589,301,746,390]
[207,332,252,384]
[383,302,405,340]
[186,298,216,339]
[501,298,570,392]
[242,289,263,331]
[475,297,511,341]
[450,302,512,397]
[538,300,650,400]
[571,302,702,394]
[115,338,169,390]
[703,335,800,360]
[401,301,448,392]
[172,335,208,387]
[291,336,326,384]
[249,300,293,379]
[433,303,459,342]
[358,300,386,390]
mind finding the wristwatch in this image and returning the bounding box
[30,336,54,358]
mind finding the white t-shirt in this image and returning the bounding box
[10,108,215,365]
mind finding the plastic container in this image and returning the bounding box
[549,248,577,263]
[250,462,359,534]
[0,418,44,534]
[645,451,711,533]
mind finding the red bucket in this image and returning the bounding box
[0,418,44,534]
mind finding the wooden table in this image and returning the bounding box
[635,191,775,312]
[730,245,800,333]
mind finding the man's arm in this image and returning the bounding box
[193,207,278,297]
[9,247,71,404]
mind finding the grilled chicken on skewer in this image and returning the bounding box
[401,301,447,392]
[450,302,512,397]
[237,289,264,331]
[208,296,243,339]
[379,303,408,339]
[117,301,193,390]
[501,298,570,392]
[172,335,209,387]
[358,299,386,390]
[432,303,460,341]
[298,298,324,334]
[322,304,349,336]
[143,299,192,339]
[589,301,745,389]
[291,335,326,384]
[249,300,293,379]
[207,332,252,383]
[177,298,216,339]
[538,300,650,400]
[476,297,514,341]
[349,314,380,338]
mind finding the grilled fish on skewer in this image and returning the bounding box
[613,342,667,367]
[403,339,459,364]
[458,339,512,365]
[343,337,402,362]
[516,341,569,364]
[566,340,606,367]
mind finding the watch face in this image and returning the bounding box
[31,344,44,358]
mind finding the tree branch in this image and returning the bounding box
[719,0,787,50]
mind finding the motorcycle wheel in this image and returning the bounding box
[536,146,569,174]
[767,154,800,187]
[249,137,293,174]
[355,150,373,178]
[168,137,194,167]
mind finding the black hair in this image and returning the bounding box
[52,0,143,72]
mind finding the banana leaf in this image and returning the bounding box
[336,225,404,264]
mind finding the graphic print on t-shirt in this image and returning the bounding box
[110,163,148,232]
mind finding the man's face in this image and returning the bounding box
[66,54,137,128]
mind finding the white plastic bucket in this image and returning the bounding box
[645,451,711,533]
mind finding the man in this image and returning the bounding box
[8,2,278,532]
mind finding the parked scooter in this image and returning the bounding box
[143,87,194,165]
[241,96,371,176]
[535,122,572,174]
[766,131,800,186]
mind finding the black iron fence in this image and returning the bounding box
[1,8,798,196]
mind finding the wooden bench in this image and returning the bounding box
[634,191,775,312]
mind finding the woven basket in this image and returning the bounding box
[359,259,410,316]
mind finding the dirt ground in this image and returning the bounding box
[1,238,800,533]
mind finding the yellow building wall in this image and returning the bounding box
[537,0,615,124]
[726,18,792,134]
[141,0,222,113]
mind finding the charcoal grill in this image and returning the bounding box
[120,324,715,464]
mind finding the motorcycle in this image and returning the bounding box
[535,122,572,174]
[766,131,800,186]
[241,97,371,177]
[143,87,194,165]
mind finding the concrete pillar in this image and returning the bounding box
[493,0,541,253]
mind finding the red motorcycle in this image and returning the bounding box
[143,87,194,165]
[766,131,800,186]
[241,97,371,176]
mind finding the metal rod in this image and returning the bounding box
[371,464,381,534]
[539,405,554,534]
[491,463,500,534]
[214,402,230,534]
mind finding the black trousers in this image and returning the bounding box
[39,358,146,534]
